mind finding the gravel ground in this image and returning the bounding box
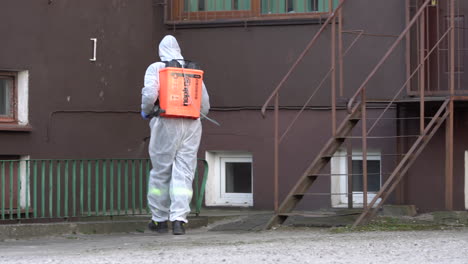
[1,227,468,264]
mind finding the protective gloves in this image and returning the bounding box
[141,111,150,120]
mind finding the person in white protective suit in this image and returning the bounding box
[140,35,210,235]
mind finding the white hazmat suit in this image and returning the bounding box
[141,35,210,223]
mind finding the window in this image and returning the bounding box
[262,0,331,14]
[331,150,382,208]
[351,158,381,193]
[167,0,339,23]
[0,72,16,122]
[0,71,29,128]
[205,152,253,206]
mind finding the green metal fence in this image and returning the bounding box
[0,159,208,221]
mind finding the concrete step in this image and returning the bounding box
[0,215,208,241]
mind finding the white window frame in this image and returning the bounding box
[331,150,382,208]
[17,71,29,125]
[205,152,253,207]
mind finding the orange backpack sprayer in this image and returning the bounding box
[158,60,204,119]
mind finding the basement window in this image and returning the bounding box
[205,152,253,207]
[331,150,382,208]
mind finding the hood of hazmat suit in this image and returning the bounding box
[141,35,210,224]
[159,35,184,64]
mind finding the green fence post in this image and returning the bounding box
[25,160,29,219]
[95,160,99,216]
[72,160,76,217]
[9,161,13,220]
[110,159,114,216]
[118,160,122,215]
[103,159,107,216]
[139,160,143,214]
[1,161,4,220]
[17,160,21,219]
[57,161,61,218]
[33,161,37,218]
[132,160,136,215]
[80,160,84,216]
[41,161,45,218]
[196,160,209,216]
[146,159,150,214]
[87,160,91,216]
[65,160,69,217]
[49,160,53,218]
[125,160,128,215]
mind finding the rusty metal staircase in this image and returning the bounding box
[262,0,457,229]
[265,104,362,228]
[265,99,450,229]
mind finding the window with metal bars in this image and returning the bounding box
[167,0,339,23]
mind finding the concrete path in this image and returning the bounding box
[1,225,468,264]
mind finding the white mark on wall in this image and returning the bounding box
[67,96,71,102]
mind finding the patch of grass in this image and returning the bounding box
[330,217,454,233]
[81,229,97,235]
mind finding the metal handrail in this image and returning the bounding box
[367,26,452,135]
[279,30,364,143]
[346,0,432,113]
[260,0,348,116]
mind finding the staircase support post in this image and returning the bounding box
[361,92,368,209]
[274,93,279,213]
[419,6,426,134]
[445,99,454,210]
[445,0,456,211]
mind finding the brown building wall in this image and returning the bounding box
[0,0,159,159]
[200,108,397,209]
[168,0,407,107]
[0,0,407,211]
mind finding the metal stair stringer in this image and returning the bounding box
[352,99,451,227]
[265,103,363,229]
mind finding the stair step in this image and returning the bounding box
[278,212,362,218]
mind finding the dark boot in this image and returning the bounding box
[172,221,186,235]
[148,220,169,234]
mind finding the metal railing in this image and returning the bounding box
[0,159,208,222]
[261,0,348,212]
